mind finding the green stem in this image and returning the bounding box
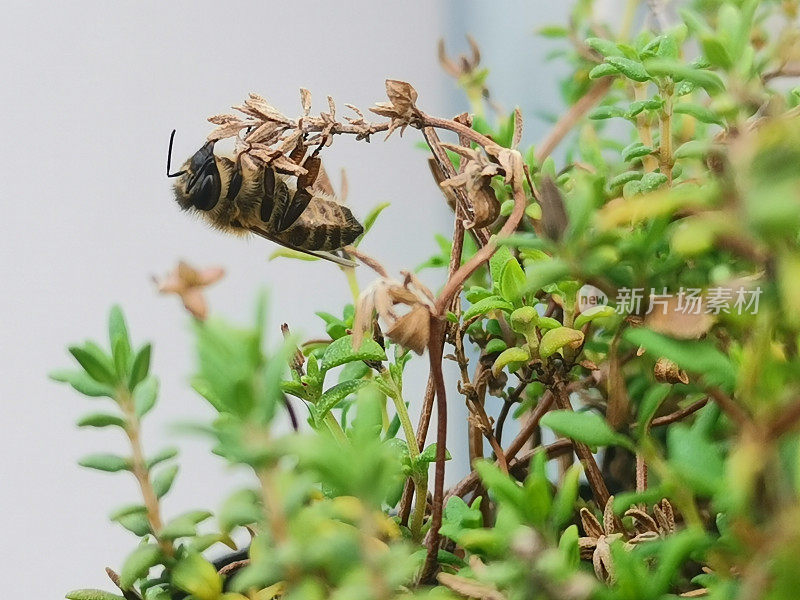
[118,389,173,556]
[324,412,349,446]
[343,266,360,304]
[382,370,428,541]
[659,90,674,183]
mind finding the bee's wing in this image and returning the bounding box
[246,224,357,268]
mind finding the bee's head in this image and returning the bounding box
[167,130,221,211]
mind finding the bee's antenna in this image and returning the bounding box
[166,129,187,178]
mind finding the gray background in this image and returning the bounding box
[0,1,578,595]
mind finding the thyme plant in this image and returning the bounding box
[53,1,800,598]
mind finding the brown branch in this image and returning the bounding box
[445,439,574,502]
[649,397,709,428]
[767,397,800,439]
[550,377,611,508]
[708,387,749,427]
[535,77,613,163]
[504,390,555,462]
[434,174,527,315]
[419,318,449,584]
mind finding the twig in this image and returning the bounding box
[419,318,449,584]
[535,78,613,163]
[708,387,749,427]
[648,397,709,428]
[445,439,573,502]
[550,377,611,508]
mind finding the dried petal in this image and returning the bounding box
[580,507,604,539]
[386,304,431,354]
[602,496,616,535]
[512,107,523,148]
[300,88,312,115]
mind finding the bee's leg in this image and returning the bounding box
[276,157,321,231]
[259,167,276,223]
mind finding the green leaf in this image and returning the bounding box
[268,247,319,262]
[475,460,524,512]
[624,328,735,390]
[640,172,669,192]
[108,304,131,368]
[636,384,672,437]
[112,337,131,381]
[674,140,711,159]
[79,453,129,473]
[171,552,222,600]
[109,504,148,521]
[417,443,452,464]
[160,510,213,540]
[69,346,117,385]
[668,422,724,496]
[320,335,386,372]
[152,464,179,498]
[499,259,526,304]
[463,296,514,322]
[552,463,582,528]
[701,35,733,69]
[77,412,126,428]
[539,327,584,359]
[485,338,507,354]
[119,543,163,589]
[133,376,159,418]
[674,102,724,125]
[218,489,262,534]
[491,346,530,376]
[489,245,514,283]
[358,202,391,242]
[541,410,632,449]
[605,57,650,82]
[129,344,152,390]
[66,590,126,600]
[607,171,643,192]
[525,259,570,293]
[116,512,152,536]
[589,62,620,79]
[585,37,623,57]
[313,379,370,425]
[626,97,664,118]
[644,59,725,94]
[147,446,178,469]
[281,379,308,400]
[559,525,580,568]
[49,369,116,398]
[574,305,615,329]
[621,141,654,163]
[588,105,627,120]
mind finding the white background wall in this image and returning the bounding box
[0,1,575,595]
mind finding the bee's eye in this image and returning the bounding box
[193,174,220,211]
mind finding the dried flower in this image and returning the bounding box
[370,80,420,139]
[578,496,625,583]
[625,498,677,543]
[154,261,224,320]
[438,143,502,229]
[353,270,435,354]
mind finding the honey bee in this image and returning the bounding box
[167,130,363,266]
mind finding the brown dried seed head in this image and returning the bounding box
[654,357,690,384]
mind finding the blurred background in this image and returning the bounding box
[0,0,596,595]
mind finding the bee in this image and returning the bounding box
[167,130,363,266]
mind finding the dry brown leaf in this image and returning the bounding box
[437,573,507,600]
